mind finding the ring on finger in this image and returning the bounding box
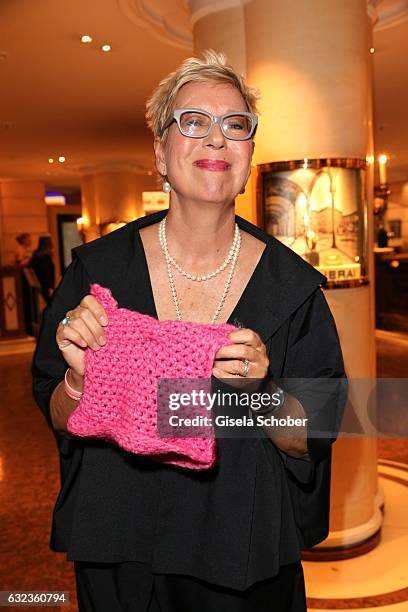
[62,315,71,327]
[241,358,250,377]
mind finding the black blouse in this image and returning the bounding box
[32,210,347,591]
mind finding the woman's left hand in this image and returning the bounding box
[212,328,269,380]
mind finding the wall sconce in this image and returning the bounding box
[374,154,390,217]
[76,217,86,242]
[378,154,387,185]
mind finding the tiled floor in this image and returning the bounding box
[0,352,77,611]
[305,330,408,610]
[305,461,408,610]
[0,330,406,611]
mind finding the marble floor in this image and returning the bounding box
[0,330,406,611]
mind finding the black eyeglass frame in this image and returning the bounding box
[160,108,258,140]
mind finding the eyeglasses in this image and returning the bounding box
[160,108,258,141]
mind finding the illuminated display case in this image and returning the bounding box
[256,159,368,287]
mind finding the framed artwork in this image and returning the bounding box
[57,214,83,273]
[388,219,402,239]
[257,159,368,287]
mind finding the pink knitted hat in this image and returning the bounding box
[66,284,236,470]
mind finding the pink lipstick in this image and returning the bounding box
[193,159,231,171]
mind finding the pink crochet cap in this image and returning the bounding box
[66,283,237,470]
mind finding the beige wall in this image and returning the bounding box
[0,181,47,266]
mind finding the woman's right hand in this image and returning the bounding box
[56,295,109,378]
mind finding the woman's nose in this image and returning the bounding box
[203,122,226,148]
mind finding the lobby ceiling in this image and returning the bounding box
[0,0,407,188]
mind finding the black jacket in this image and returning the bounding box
[31,252,55,303]
[32,209,347,590]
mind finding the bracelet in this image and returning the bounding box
[64,369,83,401]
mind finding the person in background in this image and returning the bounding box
[15,232,33,267]
[377,223,389,248]
[31,235,55,304]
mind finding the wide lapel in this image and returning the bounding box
[73,210,167,316]
[115,210,169,316]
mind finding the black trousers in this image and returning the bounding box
[74,560,307,612]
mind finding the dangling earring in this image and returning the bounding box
[162,177,171,193]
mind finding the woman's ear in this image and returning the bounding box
[154,137,167,176]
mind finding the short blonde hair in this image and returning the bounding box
[145,50,259,140]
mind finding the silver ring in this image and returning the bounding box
[242,358,249,377]
[62,316,71,327]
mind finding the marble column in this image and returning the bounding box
[192,0,381,555]
[244,0,380,554]
[191,0,255,221]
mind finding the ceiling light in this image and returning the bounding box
[48,158,54,164]
[81,35,93,44]
[370,47,375,54]
[58,156,66,163]
[101,44,112,53]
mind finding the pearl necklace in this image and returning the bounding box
[159,216,239,281]
[158,218,241,323]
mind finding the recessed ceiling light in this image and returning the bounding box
[370,47,375,54]
[81,35,93,44]
[58,156,66,163]
[101,44,112,53]
[48,158,54,164]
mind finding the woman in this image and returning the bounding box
[15,232,34,334]
[15,232,33,267]
[32,51,346,611]
[31,235,55,304]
